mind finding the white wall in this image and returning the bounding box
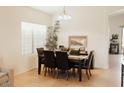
[0,7,52,75]
[56,6,124,69]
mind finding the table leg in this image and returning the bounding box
[38,62,41,75]
[78,64,82,81]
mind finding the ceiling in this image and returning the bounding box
[31,6,124,17]
[31,6,64,15]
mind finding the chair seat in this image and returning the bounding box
[72,61,89,69]
[70,59,86,68]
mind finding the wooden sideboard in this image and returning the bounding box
[109,43,119,54]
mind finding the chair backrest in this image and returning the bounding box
[91,51,94,69]
[79,47,88,55]
[55,51,69,69]
[43,50,56,68]
[85,51,94,68]
[69,49,79,55]
[37,48,44,64]
[37,48,44,55]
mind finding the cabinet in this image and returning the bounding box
[109,43,119,54]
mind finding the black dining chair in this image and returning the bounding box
[37,48,45,74]
[43,50,56,76]
[72,51,94,80]
[78,47,88,55]
[81,51,94,79]
[55,51,72,80]
[69,49,79,55]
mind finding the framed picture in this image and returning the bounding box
[69,36,87,49]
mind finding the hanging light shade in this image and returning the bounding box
[57,6,72,21]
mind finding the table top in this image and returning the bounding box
[38,53,88,61]
[68,55,88,60]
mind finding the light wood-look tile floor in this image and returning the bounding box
[14,54,121,87]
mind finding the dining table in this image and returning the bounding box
[68,55,88,81]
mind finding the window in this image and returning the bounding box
[21,21,47,55]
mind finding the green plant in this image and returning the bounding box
[112,34,118,39]
[110,33,119,43]
[45,21,60,50]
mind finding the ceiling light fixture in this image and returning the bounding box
[57,6,72,21]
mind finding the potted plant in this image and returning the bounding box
[110,33,119,43]
[45,21,60,50]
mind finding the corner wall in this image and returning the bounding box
[0,7,52,75]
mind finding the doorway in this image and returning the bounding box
[108,14,124,70]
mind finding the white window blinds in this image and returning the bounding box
[21,21,47,55]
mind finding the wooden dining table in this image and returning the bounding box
[68,55,88,81]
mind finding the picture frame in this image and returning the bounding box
[69,36,87,49]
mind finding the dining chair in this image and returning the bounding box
[55,51,72,80]
[72,51,94,80]
[78,47,88,55]
[37,48,45,74]
[81,51,94,79]
[43,50,56,77]
[69,49,79,55]
[90,52,95,69]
